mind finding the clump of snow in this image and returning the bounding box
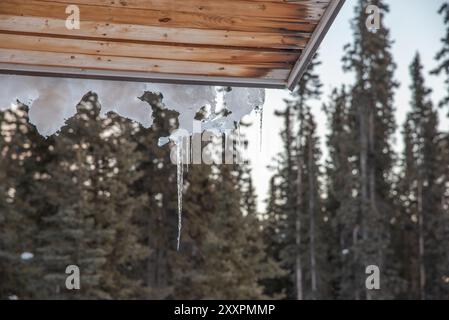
[0,75,265,140]
[28,78,87,136]
[0,75,39,110]
[224,87,265,126]
[92,81,153,128]
[0,75,153,135]
[149,83,217,134]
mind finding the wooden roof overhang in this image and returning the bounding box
[0,0,344,91]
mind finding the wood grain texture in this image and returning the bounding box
[0,0,319,33]
[0,15,309,50]
[0,48,290,79]
[0,0,334,86]
[0,33,299,65]
[37,0,328,19]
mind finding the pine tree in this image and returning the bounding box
[432,2,449,112]
[95,111,149,299]
[290,56,323,301]
[33,95,147,299]
[271,104,297,299]
[432,4,449,297]
[261,175,287,297]
[177,125,281,299]
[342,0,399,299]
[129,91,184,299]
[323,87,360,299]
[169,160,217,299]
[0,108,27,299]
[169,118,220,299]
[239,160,284,299]
[0,104,50,299]
[264,55,326,299]
[192,161,267,299]
[400,54,448,299]
[298,107,327,299]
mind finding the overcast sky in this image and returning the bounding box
[243,0,449,211]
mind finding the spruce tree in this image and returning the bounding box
[264,55,325,300]
[342,0,399,299]
[298,107,327,299]
[0,105,50,299]
[400,54,448,299]
[323,87,360,299]
[433,2,449,112]
[33,95,147,299]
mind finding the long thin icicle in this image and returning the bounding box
[258,107,264,152]
[176,140,183,251]
[237,122,241,153]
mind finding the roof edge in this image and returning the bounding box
[0,63,286,89]
[287,0,345,91]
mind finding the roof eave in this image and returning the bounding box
[287,0,346,91]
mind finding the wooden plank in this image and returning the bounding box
[0,15,309,50]
[36,0,329,19]
[0,48,290,79]
[244,0,326,2]
[0,63,287,88]
[0,33,299,65]
[0,0,319,34]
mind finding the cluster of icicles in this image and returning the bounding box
[0,75,266,250]
[171,111,264,251]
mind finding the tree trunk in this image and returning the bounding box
[367,107,377,300]
[359,96,369,300]
[417,179,425,300]
[294,106,303,300]
[295,148,303,301]
[308,137,317,299]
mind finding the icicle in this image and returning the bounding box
[258,107,264,152]
[237,121,242,153]
[185,137,190,173]
[176,139,183,251]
